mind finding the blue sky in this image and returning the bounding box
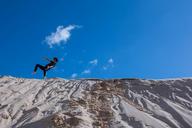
[1,0,192,79]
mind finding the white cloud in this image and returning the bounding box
[89,59,98,65]
[45,25,80,48]
[71,73,78,78]
[103,58,114,70]
[82,69,91,74]
[108,58,114,64]
[80,59,98,76]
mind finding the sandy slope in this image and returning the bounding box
[0,76,191,128]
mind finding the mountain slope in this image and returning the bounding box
[0,76,192,128]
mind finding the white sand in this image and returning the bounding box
[0,76,191,128]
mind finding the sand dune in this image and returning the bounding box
[0,76,191,128]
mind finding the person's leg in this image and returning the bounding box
[43,70,47,78]
[33,64,45,73]
[33,64,47,78]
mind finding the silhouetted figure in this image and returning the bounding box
[33,57,59,78]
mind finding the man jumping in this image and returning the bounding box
[33,57,59,78]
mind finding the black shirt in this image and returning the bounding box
[45,61,56,70]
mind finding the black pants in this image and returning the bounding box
[34,64,47,77]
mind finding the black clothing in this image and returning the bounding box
[34,64,47,77]
[45,60,56,70]
[34,61,57,77]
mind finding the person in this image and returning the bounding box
[33,57,59,78]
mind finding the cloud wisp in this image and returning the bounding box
[45,25,80,48]
[82,69,91,74]
[89,59,98,66]
[108,58,114,64]
[71,73,78,78]
[103,58,114,70]
[81,59,98,75]
[70,58,114,78]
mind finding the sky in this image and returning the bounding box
[1,0,192,79]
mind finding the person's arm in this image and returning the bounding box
[43,57,51,62]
